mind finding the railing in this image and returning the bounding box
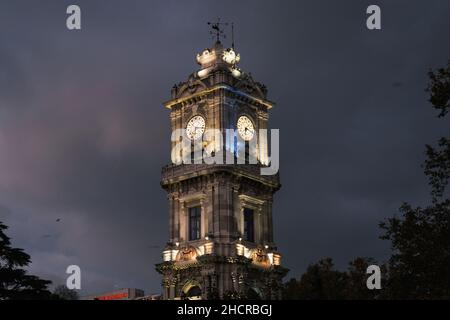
[161,163,280,185]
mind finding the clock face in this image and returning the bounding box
[237,116,255,141]
[186,115,206,140]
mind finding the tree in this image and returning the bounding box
[0,221,54,300]
[282,257,382,300]
[427,60,450,118]
[283,278,302,300]
[380,202,450,299]
[424,137,450,201]
[283,258,348,300]
[53,284,79,300]
[379,60,450,299]
[424,61,450,201]
[345,257,382,299]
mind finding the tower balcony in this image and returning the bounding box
[161,163,280,190]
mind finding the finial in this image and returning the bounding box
[207,18,228,43]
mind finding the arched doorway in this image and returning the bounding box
[181,281,202,300]
[186,286,202,298]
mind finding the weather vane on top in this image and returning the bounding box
[207,18,229,43]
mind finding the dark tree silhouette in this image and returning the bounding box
[0,221,54,300]
[282,257,381,300]
[379,60,450,299]
[424,62,450,201]
[283,258,347,300]
[380,202,450,299]
[427,60,450,118]
[424,138,450,202]
[53,284,79,300]
[345,257,382,299]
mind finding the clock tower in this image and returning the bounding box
[156,26,287,300]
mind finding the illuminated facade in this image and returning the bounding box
[155,37,287,300]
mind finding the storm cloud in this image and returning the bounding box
[0,0,449,295]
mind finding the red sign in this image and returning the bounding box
[95,292,128,300]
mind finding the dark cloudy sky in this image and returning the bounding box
[0,0,449,296]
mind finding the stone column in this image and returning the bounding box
[206,185,214,236]
[212,181,221,239]
[202,275,211,299]
[257,110,269,165]
[173,192,180,242]
[225,182,235,241]
[257,207,263,245]
[231,272,238,292]
[169,277,177,299]
[180,200,186,242]
[267,198,274,243]
[200,197,206,239]
[168,194,174,242]
[232,186,240,239]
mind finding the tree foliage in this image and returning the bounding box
[379,60,450,299]
[0,221,54,300]
[283,258,380,300]
[53,284,79,300]
[424,137,450,201]
[380,201,450,299]
[427,60,450,118]
[424,62,450,200]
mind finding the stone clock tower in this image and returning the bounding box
[156,26,288,300]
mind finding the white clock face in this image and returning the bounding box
[186,115,205,140]
[237,116,255,141]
